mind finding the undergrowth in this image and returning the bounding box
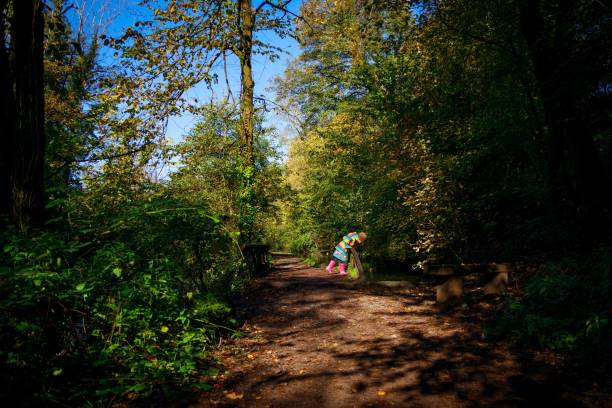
[0,190,247,406]
[492,247,612,370]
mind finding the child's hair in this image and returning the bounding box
[358,232,368,241]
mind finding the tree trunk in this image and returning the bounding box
[238,0,256,241]
[239,0,255,167]
[1,0,46,230]
[518,0,610,228]
[0,0,13,220]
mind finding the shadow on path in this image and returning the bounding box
[196,255,596,408]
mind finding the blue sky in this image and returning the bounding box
[71,0,302,148]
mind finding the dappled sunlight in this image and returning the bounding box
[198,256,584,408]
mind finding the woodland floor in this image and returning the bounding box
[194,254,610,408]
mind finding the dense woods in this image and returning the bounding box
[1,0,611,405]
[277,0,612,263]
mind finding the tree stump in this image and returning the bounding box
[483,263,510,295]
[424,263,512,303]
[436,275,464,302]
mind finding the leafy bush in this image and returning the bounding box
[493,251,612,368]
[0,191,245,405]
[302,256,318,267]
[288,234,317,257]
[347,265,359,280]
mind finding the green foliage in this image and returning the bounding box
[302,256,318,267]
[288,233,317,257]
[347,265,359,280]
[170,101,285,250]
[493,251,612,367]
[0,189,243,405]
[273,0,591,266]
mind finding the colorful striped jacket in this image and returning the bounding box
[332,232,361,263]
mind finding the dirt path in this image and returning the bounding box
[196,255,604,408]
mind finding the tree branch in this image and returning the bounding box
[254,95,304,130]
[435,6,524,64]
[222,50,237,106]
[255,0,296,16]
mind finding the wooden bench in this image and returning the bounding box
[424,263,511,302]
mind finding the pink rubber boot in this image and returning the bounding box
[326,260,336,274]
[339,263,347,276]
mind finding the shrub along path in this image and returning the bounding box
[197,254,607,407]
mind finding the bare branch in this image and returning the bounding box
[255,0,301,21]
[223,50,237,106]
[254,95,304,130]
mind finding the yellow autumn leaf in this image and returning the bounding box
[247,353,256,360]
[226,392,243,400]
[377,389,387,397]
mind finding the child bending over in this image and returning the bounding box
[326,232,367,276]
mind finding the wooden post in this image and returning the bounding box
[350,247,367,283]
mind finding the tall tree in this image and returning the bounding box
[111,0,295,241]
[237,0,257,238]
[0,0,47,229]
[0,0,11,219]
[44,0,99,188]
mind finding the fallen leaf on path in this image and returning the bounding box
[377,389,387,397]
[225,392,243,400]
[299,369,305,374]
[247,353,256,360]
[253,394,262,400]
